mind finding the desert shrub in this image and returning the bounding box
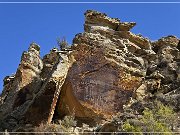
[122,121,142,135]
[57,37,68,51]
[141,108,172,133]
[34,113,77,134]
[61,115,77,129]
[34,123,65,133]
[122,101,176,134]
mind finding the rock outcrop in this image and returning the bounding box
[0,43,43,128]
[0,10,179,131]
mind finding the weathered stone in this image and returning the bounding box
[98,122,118,133]
[0,43,43,126]
[17,42,43,88]
[0,10,180,131]
[135,84,147,101]
[116,31,151,50]
[152,35,179,53]
[117,22,136,31]
[3,75,15,86]
[56,28,143,122]
[24,50,71,126]
[85,10,120,30]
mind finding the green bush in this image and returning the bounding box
[122,121,142,135]
[122,101,176,134]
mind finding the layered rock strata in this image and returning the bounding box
[0,10,179,131]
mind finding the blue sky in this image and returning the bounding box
[0,3,180,92]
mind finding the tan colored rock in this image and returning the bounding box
[116,31,151,50]
[152,35,179,53]
[117,22,136,31]
[98,122,118,132]
[57,22,143,123]
[24,49,71,126]
[0,43,43,122]
[85,10,120,30]
[0,10,180,131]
[16,42,43,89]
[135,84,147,101]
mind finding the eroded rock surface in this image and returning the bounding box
[0,10,179,131]
[0,43,43,126]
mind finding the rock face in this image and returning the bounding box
[0,46,71,130]
[0,43,43,126]
[0,10,179,131]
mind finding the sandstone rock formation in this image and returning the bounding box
[0,10,179,131]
